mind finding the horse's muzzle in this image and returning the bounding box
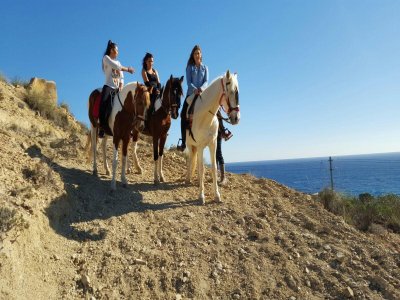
[171,111,179,120]
[229,111,240,125]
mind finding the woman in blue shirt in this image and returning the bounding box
[177,45,208,151]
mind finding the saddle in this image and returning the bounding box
[184,94,200,142]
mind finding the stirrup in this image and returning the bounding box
[177,138,186,152]
[223,129,233,141]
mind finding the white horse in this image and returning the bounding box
[185,70,240,204]
[87,82,150,190]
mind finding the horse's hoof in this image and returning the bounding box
[154,179,160,185]
[199,194,205,205]
[106,170,111,176]
[126,168,132,175]
[215,196,222,203]
[93,170,98,176]
[137,168,143,174]
[160,176,165,183]
[219,179,228,186]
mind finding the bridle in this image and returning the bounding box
[132,86,149,123]
[219,77,240,114]
[162,79,180,117]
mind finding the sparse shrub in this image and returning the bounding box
[10,76,29,88]
[359,193,374,204]
[374,194,400,232]
[0,206,28,236]
[76,120,89,135]
[24,88,57,119]
[0,72,8,83]
[60,101,70,112]
[52,108,70,129]
[318,189,400,233]
[22,161,54,186]
[319,188,348,216]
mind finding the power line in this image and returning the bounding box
[329,156,334,191]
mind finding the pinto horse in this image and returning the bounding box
[185,70,240,204]
[128,75,184,184]
[87,83,151,190]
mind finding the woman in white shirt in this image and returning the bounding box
[99,40,135,136]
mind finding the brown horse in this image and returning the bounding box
[87,82,151,190]
[129,75,184,184]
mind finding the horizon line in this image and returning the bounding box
[226,151,400,164]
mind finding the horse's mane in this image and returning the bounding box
[207,75,224,88]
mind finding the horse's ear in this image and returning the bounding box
[180,76,184,83]
[169,74,173,81]
[127,91,133,102]
[226,70,231,79]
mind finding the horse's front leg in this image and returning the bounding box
[209,140,221,203]
[111,142,119,191]
[120,137,129,188]
[153,136,160,185]
[158,134,167,182]
[197,147,205,205]
[185,146,196,184]
[102,136,110,176]
[90,126,98,176]
[130,140,142,174]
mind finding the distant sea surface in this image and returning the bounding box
[226,152,400,196]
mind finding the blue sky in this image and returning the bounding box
[1,0,399,162]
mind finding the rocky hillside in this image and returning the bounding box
[0,79,399,300]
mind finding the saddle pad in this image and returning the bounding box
[154,98,162,112]
[93,92,101,119]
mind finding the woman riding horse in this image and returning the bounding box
[177,45,208,151]
[99,40,134,137]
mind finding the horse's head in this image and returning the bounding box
[132,83,151,132]
[164,75,184,119]
[221,70,240,125]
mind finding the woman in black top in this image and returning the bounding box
[141,52,161,113]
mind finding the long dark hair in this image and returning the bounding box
[104,40,117,56]
[187,45,202,66]
[142,52,153,71]
[102,40,117,71]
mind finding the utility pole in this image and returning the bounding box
[329,156,334,191]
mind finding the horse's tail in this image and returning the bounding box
[88,89,101,128]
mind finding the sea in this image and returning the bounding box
[225,152,400,196]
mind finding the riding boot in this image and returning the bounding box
[219,164,227,185]
[177,120,186,151]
